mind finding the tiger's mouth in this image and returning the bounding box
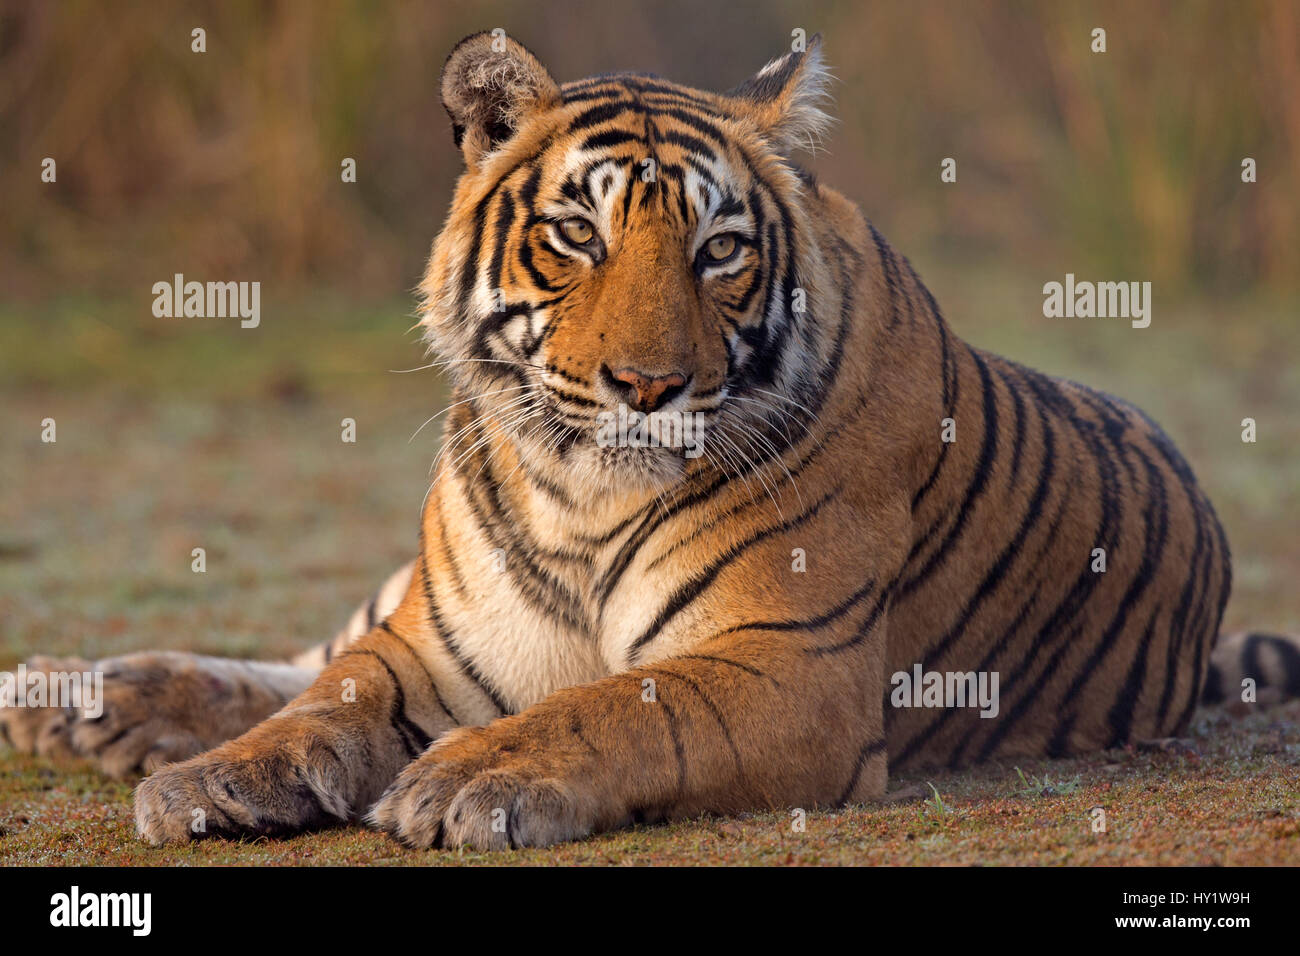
[508,391,708,491]
[526,387,706,451]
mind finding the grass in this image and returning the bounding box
[1013,766,1083,798]
[2,703,1296,865]
[1,264,1297,865]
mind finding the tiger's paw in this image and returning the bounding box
[134,743,349,845]
[368,726,597,851]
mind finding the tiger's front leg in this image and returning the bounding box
[133,616,463,844]
[370,622,888,850]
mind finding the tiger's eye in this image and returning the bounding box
[705,234,738,262]
[560,218,596,245]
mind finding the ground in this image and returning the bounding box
[2,703,1297,865]
[1,264,1297,865]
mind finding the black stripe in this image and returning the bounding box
[436,497,469,601]
[805,580,893,657]
[712,578,876,638]
[547,384,600,408]
[454,154,544,323]
[656,668,744,775]
[513,166,559,295]
[580,128,640,151]
[921,366,1121,766]
[1104,602,1163,746]
[910,300,958,513]
[624,77,718,107]
[657,107,727,145]
[620,167,636,225]
[378,620,460,726]
[562,88,626,105]
[732,193,767,313]
[100,727,133,750]
[910,456,1081,767]
[455,196,490,320]
[796,235,859,421]
[683,154,721,192]
[1155,451,1210,724]
[672,653,775,682]
[1182,509,1233,722]
[658,129,716,158]
[997,361,1028,485]
[417,548,511,714]
[645,489,770,572]
[836,737,886,806]
[1165,442,1230,729]
[1258,635,1300,693]
[1241,634,1269,685]
[898,347,1000,599]
[1044,444,1170,756]
[967,372,1125,761]
[486,189,517,291]
[869,223,902,329]
[344,648,432,759]
[738,195,799,389]
[597,450,777,608]
[658,696,689,800]
[565,100,635,133]
[917,400,1056,670]
[452,425,593,634]
[1201,660,1224,704]
[519,456,577,509]
[627,489,838,662]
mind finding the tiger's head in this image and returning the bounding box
[420,32,839,497]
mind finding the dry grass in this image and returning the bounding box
[2,703,1296,865]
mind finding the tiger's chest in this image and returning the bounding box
[431,482,700,712]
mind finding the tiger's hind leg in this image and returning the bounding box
[0,561,415,778]
[0,653,317,778]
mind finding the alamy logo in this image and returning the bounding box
[151,273,260,328]
[890,665,1000,718]
[595,404,705,459]
[1042,273,1151,328]
[0,663,103,719]
[49,886,151,936]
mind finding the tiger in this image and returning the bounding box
[3,32,1297,850]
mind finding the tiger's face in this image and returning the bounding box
[421,33,834,496]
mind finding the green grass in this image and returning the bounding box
[0,295,440,664]
[1,266,1297,865]
[1012,767,1083,798]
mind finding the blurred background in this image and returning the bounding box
[1,0,1297,667]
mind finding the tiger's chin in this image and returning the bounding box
[570,440,691,495]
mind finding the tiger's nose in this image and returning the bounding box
[602,366,689,413]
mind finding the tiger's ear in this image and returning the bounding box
[726,34,833,154]
[441,32,561,167]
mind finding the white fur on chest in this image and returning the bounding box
[434,510,608,711]
[431,474,710,711]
